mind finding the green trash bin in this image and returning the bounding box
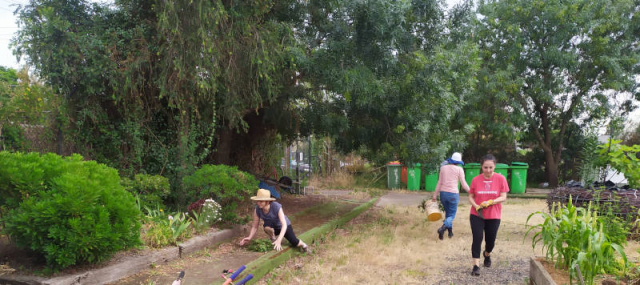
[407,163,421,191]
[495,163,509,182]
[424,170,438,192]
[463,163,481,187]
[510,162,529,194]
[386,163,403,189]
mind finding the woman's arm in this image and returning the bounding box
[239,209,260,245]
[492,191,507,204]
[460,171,470,192]
[468,193,480,209]
[432,167,444,201]
[273,208,288,251]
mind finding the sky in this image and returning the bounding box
[0,0,637,127]
[0,0,24,69]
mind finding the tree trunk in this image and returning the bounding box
[545,152,559,188]
[284,146,290,176]
[213,127,233,165]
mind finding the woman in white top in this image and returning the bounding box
[431,152,470,240]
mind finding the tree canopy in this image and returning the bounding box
[10,0,640,188]
[475,0,640,186]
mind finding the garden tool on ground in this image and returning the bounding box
[222,265,253,285]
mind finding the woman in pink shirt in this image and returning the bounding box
[431,152,470,240]
[468,154,509,276]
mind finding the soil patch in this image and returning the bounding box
[538,258,571,285]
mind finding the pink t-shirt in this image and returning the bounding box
[469,173,509,219]
[435,164,467,193]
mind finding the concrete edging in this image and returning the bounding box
[529,256,557,285]
[0,225,248,285]
[234,197,379,285]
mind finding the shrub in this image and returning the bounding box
[1,125,27,151]
[0,151,141,270]
[596,140,640,188]
[121,174,171,209]
[183,165,257,223]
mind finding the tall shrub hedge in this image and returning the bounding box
[0,152,141,270]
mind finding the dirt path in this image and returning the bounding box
[111,193,364,285]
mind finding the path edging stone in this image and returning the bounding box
[0,225,248,285]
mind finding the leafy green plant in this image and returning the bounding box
[122,174,171,210]
[248,239,273,252]
[142,209,192,248]
[183,165,257,223]
[577,134,601,185]
[596,140,640,188]
[168,213,191,242]
[143,221,172,248]
[0,152,141,270]
[525,198,628,284]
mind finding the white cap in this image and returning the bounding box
[451,152,462,162]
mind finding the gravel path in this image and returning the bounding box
[430,254,529,284]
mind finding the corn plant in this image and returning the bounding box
[525,198,628,284]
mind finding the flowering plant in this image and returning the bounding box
[189,198,222,233]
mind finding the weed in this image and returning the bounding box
[248,238,273,252]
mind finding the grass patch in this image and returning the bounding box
[289,202,354,221]
[262,199,580,284]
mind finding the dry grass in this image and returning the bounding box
[308,170,355,189]
[260,198,640,284]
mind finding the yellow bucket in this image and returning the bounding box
[426,201,443,221]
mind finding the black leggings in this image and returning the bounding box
[272,225,300,246]
[470,214,501,258]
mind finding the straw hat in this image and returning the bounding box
[250,189,276,201]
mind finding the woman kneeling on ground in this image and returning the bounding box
[468,154,509,276]
[239,189,309,252]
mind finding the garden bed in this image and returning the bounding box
[530,257,570,285]
[0,194,352,284]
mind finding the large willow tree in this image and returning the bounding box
[13,0,481,184]
[13,0,302,190]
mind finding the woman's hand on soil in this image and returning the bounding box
[273,240,283,251]
[239,237,251,246]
